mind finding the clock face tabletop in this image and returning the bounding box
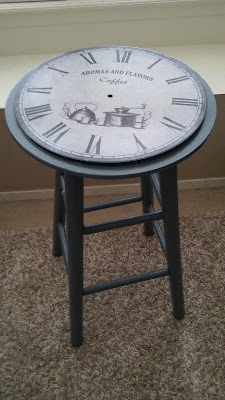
[14,46,207,164]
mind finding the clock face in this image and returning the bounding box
[14,46,207,163]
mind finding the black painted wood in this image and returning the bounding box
[64,174,84,347]
[84,195,142,213]
[149,173,162,207]
[160,166,185,319]
[83,268,169,295]
[141,175,154,236]
[148,206,167,259]
[58,222,68,274]
[52,171,65,257]
[84,210,164,235]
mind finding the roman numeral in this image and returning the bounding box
[27,87,53,94]
[147,58,162,69]
[80,52,97,65]
[115,50,132,63]
[43,122,70,143]
[25,104,52,121]
[133,134,147,152]
[160,117,185,132]
[166,76,189,85]
[48,65,69,76]
[172,98,198,107]
[85,135,102,154]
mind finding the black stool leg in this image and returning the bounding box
[53,170,65,256]
[160,166,185,320]
[64,173,84,347]
[141,175,154,236]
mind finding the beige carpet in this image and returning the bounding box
[1,212,225,400]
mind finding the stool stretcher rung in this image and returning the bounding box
[149,173,162,207]
[84,195,142,213]
[83,268,168,295]
[58,222,68,274]
[84,210,164,235]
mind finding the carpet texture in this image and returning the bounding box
[1,212,225,399]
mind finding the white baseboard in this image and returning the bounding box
[0,177,224,202]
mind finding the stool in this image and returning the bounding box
[5,76,216,347]
[53,167,184,347]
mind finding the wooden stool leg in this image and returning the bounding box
[141,175,154,236]
[64,173,84,347]
[160,166,185,320]
[53,170,65,256]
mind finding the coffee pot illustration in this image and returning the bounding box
[63,103,98,124]
[62,102,151,128]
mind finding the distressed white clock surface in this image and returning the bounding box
[14,46,207,163]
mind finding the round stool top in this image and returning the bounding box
[5,46,216,179]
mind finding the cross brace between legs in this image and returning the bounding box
[83,268,169,295]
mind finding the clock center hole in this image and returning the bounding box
[108,94,113,98]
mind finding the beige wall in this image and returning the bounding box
[0,95,225,193]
